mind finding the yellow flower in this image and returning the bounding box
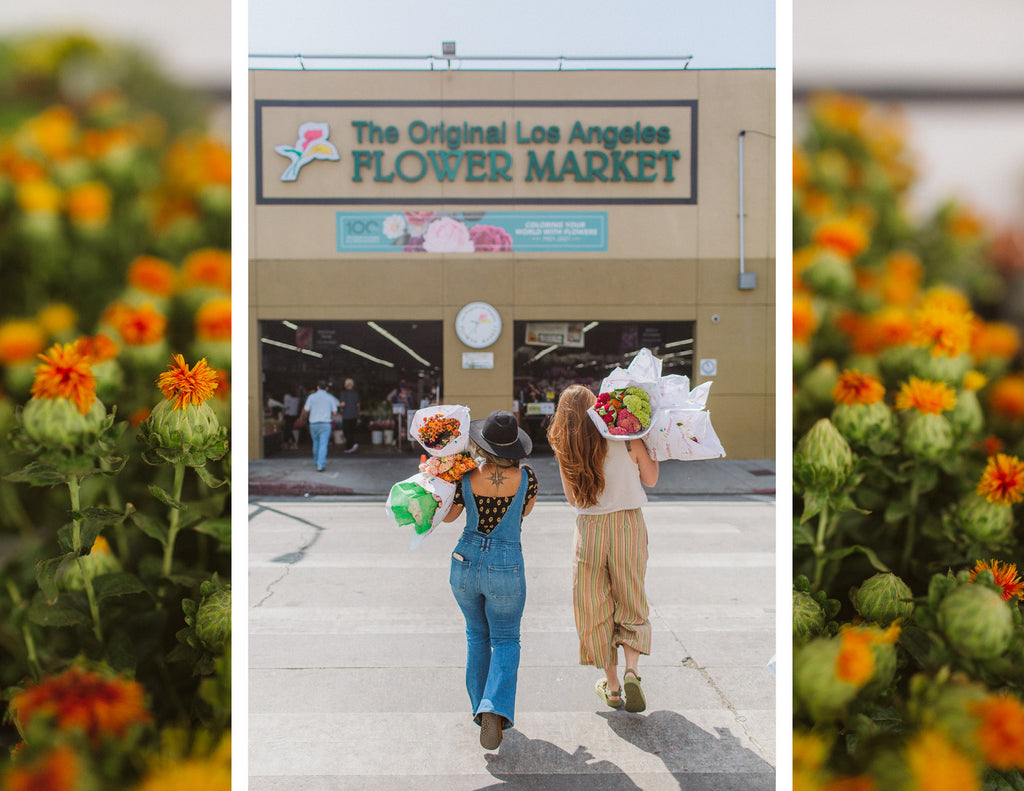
[905,730,980,791]
[21,105,77,160]
[912,303,973,358]
[157,354,219,409]
[895,377,956,415]
[812,217,869,259]
[963,371,988,393]
[65,181,111,227]
[135,759,231,791]
[36,303,77,337]
[0,319,47,365]
[16,179,61,214]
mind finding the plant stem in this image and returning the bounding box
[6,579,40,681]
[811,502,830,591]
[68,474,104,644]
[162,462,187,578]
[901,478,921,573]
[100,457,130,562]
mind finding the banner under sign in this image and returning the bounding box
[336,211,607,253]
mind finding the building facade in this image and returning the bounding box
[249,67,775,459]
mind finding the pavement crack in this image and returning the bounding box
[254,564,291,607]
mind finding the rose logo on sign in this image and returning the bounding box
[275,122,340,182]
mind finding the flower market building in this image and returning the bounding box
[248,64,775,459]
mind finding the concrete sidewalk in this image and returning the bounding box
[248,498,776,789]
[249,446,776,500]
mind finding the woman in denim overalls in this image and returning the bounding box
[443,410,537,750]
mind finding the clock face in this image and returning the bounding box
[455,302,502,349]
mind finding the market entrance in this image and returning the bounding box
[513,320,695,449]
[259,319,442,455]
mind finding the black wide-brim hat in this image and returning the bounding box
[469,410,532,460]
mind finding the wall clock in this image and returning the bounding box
[455,302,502,349]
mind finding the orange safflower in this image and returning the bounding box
[108,303,166,346]
[972,320,1021,363]
[211,368,230,401]
[905,730,980,791]
[832,370,885,406]
[793,146,809,189]
[135,758,231,791]
[984,436,1007,457]
[3,745,79,791]
[73,333,119,364]
[801,188,834,220]
[10,666,151,744]
[30,343,96,415]
[129,407,152,427]
[810,93,870,136]
[989,374,1024,421]
[880,250,923,307]
[157,354,219,409]
[963,371,988,393]
[36,303,77,337]
[919,285,972,315]
[976,455,1024,506]
[948,206,986,240]
[127,255,177,297]
[912,303,973,358]
[16,179,61,214]
[21,106,77,160]
[181,248,231,292]
[824,777,876,791]
[65,181,111,227]
[195,298,231,342]
[812,217,869,259]
[970,559,1024,602]
[835,628,874,686]
[895,377,956,415]
[0,319,46,365]
[793,295,818,345]
[851,308,914,355]
[971,694,1024,769]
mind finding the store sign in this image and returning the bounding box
[255,100,696,205]
[524,321,586,347]
[336,211,607,253]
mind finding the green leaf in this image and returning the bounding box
[35,552,77,603]
[799,489,827,524]
[194,517,231,547]
[4,462,69,487]
[149,484,184,510]
[793,520,816,546]
[132,511,169,545]
[92,572,147,601]
[193,464,228,489]
[884,498,912,524]
[820,544,891,573]
[27,594,91,627]
[81,506,128,523]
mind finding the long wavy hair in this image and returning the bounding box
[547,384,606,508]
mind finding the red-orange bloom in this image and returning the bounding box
[970,559,1024,602]
[971,694,1024,769]
[812,217,869,259]
[65,181,111,227]
[10,666,151,744]
[912,303,973,358]
[824,778,876,791]
[108,302,167,346]
[3,745,79,791]
[195,298,231,342]
[127,255,177,297]
[157,354,219,409]
[976,455,1024,506]
[73,333,120,364]
[835,628,874,686]
[879,250,923,307]
[182,248,231,292]
[793,295,818,345]
[894,377,956,415]
[832,370,885,406]
[851,308,914,355]
[989,374,1024,421]
[972,320,1022,363]
[30,343,97,414]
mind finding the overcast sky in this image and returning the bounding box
[248,0,776,69]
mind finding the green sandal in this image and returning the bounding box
[595,679,623,708]
[623,670,646,713]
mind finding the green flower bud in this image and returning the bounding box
[139,398,226,465]
[196,587,231,653]
[3,361,35,398]
[943,493,1013,546]
[793,636,859,723]
[925,679,989,746]
[913,352,972,387]
[793,590,826,644]
[901,412,954,460]
[121,340,170,370]
[852,572,915,626]
[795,418,855,492]
[801,249,855,298]
[793,342,811,380]
[948,389,984,436]
[831,402,897,448]
[938,584,1013,660]
[21,396,107,448]
[799,360,840,411]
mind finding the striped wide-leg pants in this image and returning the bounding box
[572,508,651,668]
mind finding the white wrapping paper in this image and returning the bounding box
[408,404,471,457]
[384,472,457,549]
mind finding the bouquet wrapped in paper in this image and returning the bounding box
[588,348,661,440]
[642,373,726,461]
[385,472,457,549]
[409,404,470,456]
[420,452,476,483]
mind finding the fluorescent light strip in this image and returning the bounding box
[582,321,599,333]
[281,320,298,330]
[665,338,693,348]
[530,345,559,362]
[260,337,323,358]
[367,321,431,366]
[339,344,395,368]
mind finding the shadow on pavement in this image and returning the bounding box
[597,710,776,790]
[479,729,643,790]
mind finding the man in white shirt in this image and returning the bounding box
[302,381,340,471]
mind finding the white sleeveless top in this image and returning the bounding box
[575,440,648,515]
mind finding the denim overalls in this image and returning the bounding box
[449,468,528,731]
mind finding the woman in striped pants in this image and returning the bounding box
[548,384,659,712]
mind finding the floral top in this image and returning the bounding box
[454,465,539,534]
